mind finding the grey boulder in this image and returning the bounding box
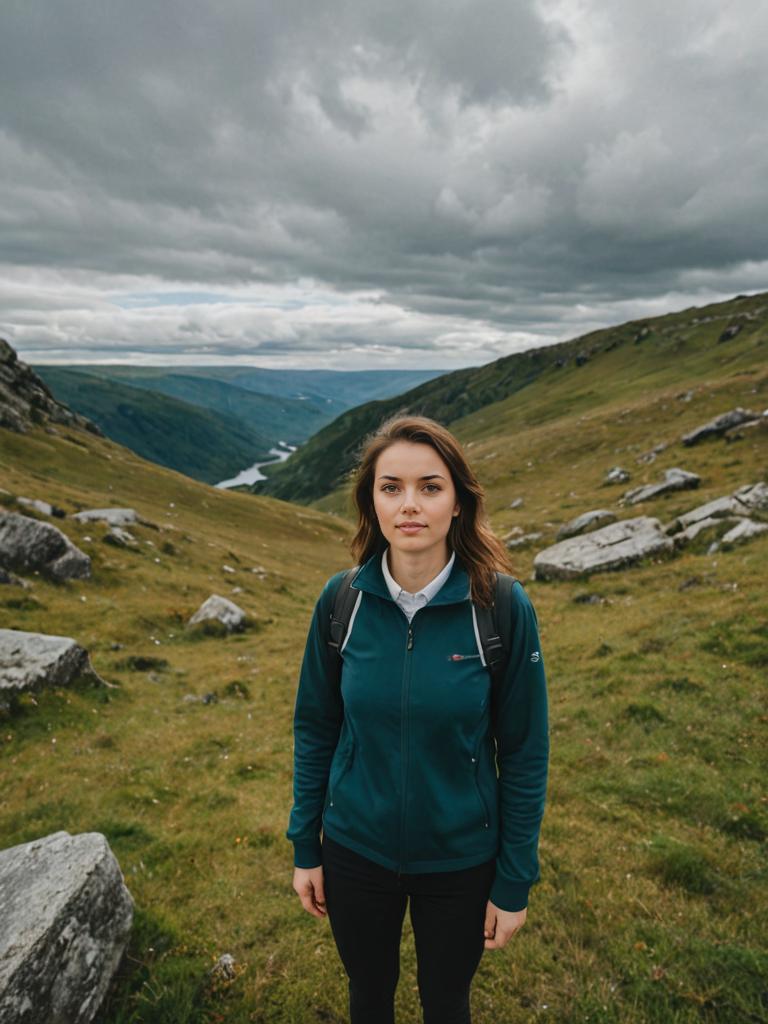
[557,509,617,539]
[72,508,140,527]
[731,481,768,515]
[720,518,768,546]
[666,481,768,534]
[0,628,109,696]
[533,516,674,580]
[0,510,91,581]
[103,527,139,548]
[187,594,248,632]
[505,532,542,549]
[621,467,700,505]
[0,830,134,1024]
[16,497,65,518]
[670,516,744,548]
[681,407,760,445]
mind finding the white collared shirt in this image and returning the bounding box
[381,546,455,623]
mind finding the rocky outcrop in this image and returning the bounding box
[730,481,768,516]
[0,338,102,436]
[604,466,630,484]
[103,526,139,548]
[0,510,91,580]
[662,481,768,553]
[187,594,249,632]
[665,481,768,535]
[0,628,110,698]
[621,467,700,505]
[505,531,542,549]
[557,509,617,540]
[533,516,674,580]
[0,830,133,1024]
[669,516,743,548]
[72,508,141,527]
[720,520,768,544]
[681,407,762,445]
[16,496,66,518]
[719,518,768,546]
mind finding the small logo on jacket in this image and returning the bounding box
[529,650,540,663]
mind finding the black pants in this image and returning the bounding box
[321,832,496,1024]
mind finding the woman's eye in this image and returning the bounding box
[381,483,440,493]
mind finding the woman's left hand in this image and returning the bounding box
[483,900,527,949]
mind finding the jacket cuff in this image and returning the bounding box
[293,837,322,869]
[489,874,531,912]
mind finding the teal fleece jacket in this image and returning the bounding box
[285,548,550,912]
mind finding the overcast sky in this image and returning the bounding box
[1,0,767,369]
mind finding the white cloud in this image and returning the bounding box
[0,0,766,367]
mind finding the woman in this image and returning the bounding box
[286,414,550,1024]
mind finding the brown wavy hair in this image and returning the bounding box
[349,412,516,607]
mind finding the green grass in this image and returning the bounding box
[1,293,768,1022]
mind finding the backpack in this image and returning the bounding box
[325,566,518,713]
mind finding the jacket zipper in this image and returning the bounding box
[398,618,414,876]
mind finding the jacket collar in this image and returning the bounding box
[351,546,471,606]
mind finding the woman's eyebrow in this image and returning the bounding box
[378,474,446,481]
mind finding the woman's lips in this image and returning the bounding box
[398,524,425,533]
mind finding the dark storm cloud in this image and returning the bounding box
[0,0,766,366]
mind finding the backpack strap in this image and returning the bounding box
[325,566,361,687]
[475,571,518,706]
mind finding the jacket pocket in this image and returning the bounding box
[329,738,355,808]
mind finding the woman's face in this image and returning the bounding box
[372,441,460,559]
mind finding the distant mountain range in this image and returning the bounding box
[31,364,443,485]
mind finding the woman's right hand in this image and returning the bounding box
[293,865,327,918]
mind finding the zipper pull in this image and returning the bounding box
[407,625,413,650]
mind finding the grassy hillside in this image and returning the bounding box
[256,291,768,507]
[1,295,767,1022]
[30,367,278,485]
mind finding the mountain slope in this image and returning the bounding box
[34,366,324,449]
[253,291,767,506]
[0,339,102,436]
[31,367,277,485]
